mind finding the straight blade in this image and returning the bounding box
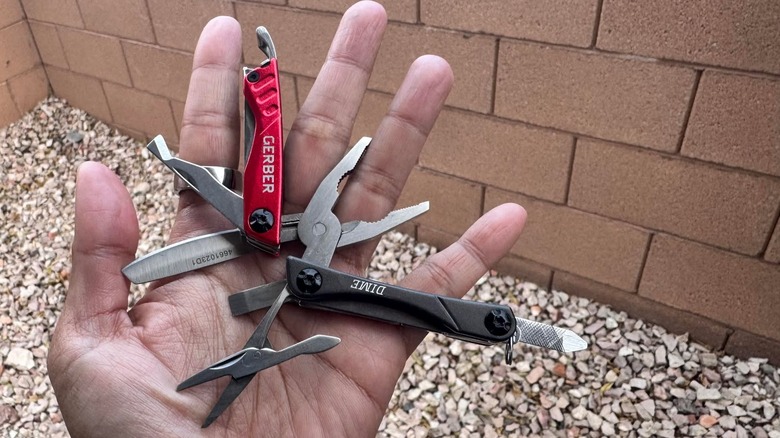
[122,230,254,283]
[124,201,428,284]
[243,87,255,165]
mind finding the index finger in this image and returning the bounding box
[170,17,243,241]
[179,16,242,167]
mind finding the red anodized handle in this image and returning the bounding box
[242,58,284,253]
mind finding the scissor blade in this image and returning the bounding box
[179,335,339,394]
[200,336,340,428]
[514,317,588,353]
[177,348,256,391]
[122,229,254,283]
[202,374,254,428]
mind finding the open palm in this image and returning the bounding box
[48,3,527,437]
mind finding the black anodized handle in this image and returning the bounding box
[285,257,516,345]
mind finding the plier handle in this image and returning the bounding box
[242,27,284,253]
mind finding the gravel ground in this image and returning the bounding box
[1,98,779,437]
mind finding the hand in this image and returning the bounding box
[48,3,527,436]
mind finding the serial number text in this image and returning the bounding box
[191,249,234,266]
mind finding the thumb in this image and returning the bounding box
[62,161,139,335]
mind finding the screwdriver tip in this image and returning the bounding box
[561,330,589,352]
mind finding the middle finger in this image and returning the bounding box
[284,1,387,211]
[334,54,454,269]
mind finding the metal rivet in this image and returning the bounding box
[485,309,513,336]
[296,268,322,294]
[249,209,274,233]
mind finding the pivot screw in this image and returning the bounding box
[296,268,322,294]
[485,309,513,336]
[249,209,274,233]
[247,70,260,83]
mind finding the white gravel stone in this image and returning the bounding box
[555,396,569,410]
[728,405,747,416]
[655,345,667,366]
[587,411,603,429]
[701,353,718,367]
[571,405,588,420]
[697,388,722,401]
[549,407,563,422]
[662,334,678,352]
[763,403,776,420]
[668,353,685,368]
[720,415,737,429]
[526,366,544,384]
[5,348,35,371]
[584,321,605,334]
[637,399,656,420]
[752,426,769,438]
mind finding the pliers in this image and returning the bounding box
[177,137,586,426]
[122,26,588,427]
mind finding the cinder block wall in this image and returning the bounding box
[9,0,780,362]
[0,0,48,127]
